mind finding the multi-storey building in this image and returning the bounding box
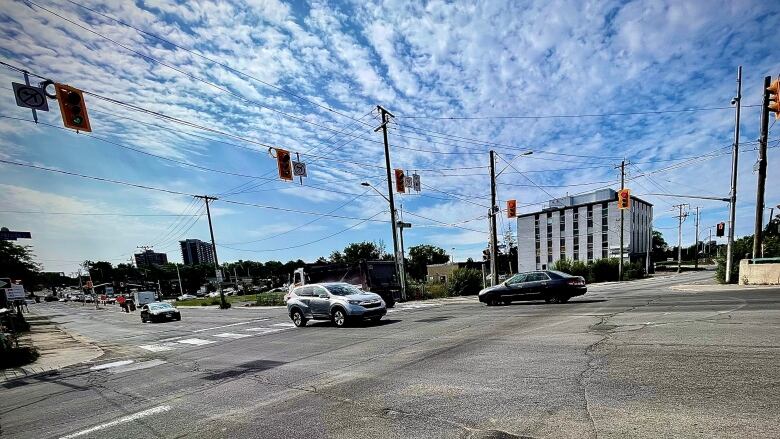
[134,249,168,267]
[180,239,215,266]
[517,189,652,272]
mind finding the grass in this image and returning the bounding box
[175,292,285,307]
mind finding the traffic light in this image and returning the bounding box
[716,222,725,237]
[617,188,631,210]
[394,169,405,193]
[275,148,293,181]
[768,78,780,120]
[482,248,490,261]
[506,199,517,218]
[54,83,91,132]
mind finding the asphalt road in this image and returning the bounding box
[2,271,779,439]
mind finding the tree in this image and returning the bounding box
[0,241,40,289]
[407,245,449,281]
[340,241,387,263]
[652,230,668,262]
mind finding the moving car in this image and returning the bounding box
[140,302,181,323]
[478,270,587,306]
[286,282,386,328]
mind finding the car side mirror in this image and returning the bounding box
[318,293,329,299]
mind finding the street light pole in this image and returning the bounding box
[726,66,742,283]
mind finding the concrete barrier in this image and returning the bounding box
[739,260,780,285]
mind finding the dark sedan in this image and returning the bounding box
[478,270,586,306]
[140,302,181,323]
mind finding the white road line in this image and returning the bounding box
[108,359,167,374]
[245,327,286,334]
[58,405,172,439]
[213,332,252,339]
[270,322,296,327]
[192,318,270,333]
[176,338,216,346]
[138,343,178,352]
[89,360,134,371]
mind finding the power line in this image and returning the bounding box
[0,210,203,217]
[397,105,764,120]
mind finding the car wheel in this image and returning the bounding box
[291,309,306,327]
[141,315,147,323]
[332,309,347,327]
[175,314,181,321]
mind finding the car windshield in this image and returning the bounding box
[506,273,529,284]
[324,284,364,296]
[148,303,173,310]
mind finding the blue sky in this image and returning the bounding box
[0,0,778,273]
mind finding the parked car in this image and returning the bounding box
[286,282,386,328]
[140,302,181,323]
[177,294,197,301]
[478,270,587,306]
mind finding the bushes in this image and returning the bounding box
[447,268,483,296]
[552,257,645,283]
[254,293,286,306]
[406,281,450,300]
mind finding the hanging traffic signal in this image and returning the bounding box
[617,189,631,210]
[276,148,293,181]
[55,83,91,132]
[507,199,517,218]
[394,169,405,193]
[716,222,725,237]
[767,78,780,120]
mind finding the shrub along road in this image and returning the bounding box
[1,270,778,439]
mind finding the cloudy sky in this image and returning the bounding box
[0,0,777,273]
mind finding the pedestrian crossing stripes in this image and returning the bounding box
[175,338,216,346]
[213,332,252,339]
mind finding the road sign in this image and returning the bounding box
[105,286,114,295]
[412,173,421,192]
[292,161,307,177]
[7,284,25,300]
[0,278,10,289]
[404,175,413,189]
[0,229,31,240]
[12,82,49,111]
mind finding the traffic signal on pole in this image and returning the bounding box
[716,222,725,237]
[482,248,490,261]
[275,148,293,181]
[507,199,517,218]
[55,83,91,132]
[617,189,631,210]
[394,169,405,193]
[768,78,780,120]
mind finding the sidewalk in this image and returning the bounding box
[670,283,780,292]
[1,314,103,383]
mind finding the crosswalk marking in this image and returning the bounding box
[139,343,178,352]
[245,327,286,333]
[270,322,296,328]
[108,359,166,374]
[213,332,252,339]
[90,360,134,370]
[176,338,216,346]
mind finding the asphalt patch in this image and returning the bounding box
[415,316,452,323]
[202,359,286,381]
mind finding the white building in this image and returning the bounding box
[517,189,652,272]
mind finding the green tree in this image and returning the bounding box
[447,268,482,296]
[0,241,40,289]
[652,230,669,262]
[407,244,449,281]
[340,241,387,263]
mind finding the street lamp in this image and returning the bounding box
[360,181,406,300]
[495,151,533,178]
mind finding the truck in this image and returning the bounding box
[133,291,157,307]
[291,260,400,307]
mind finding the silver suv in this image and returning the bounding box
[286,282,386,328]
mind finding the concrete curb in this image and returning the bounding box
[1,314,104,383]
[669,284,780,292]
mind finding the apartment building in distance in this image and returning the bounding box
[516,189,652,272]
[134,249,168,267]
[180,239,215,266]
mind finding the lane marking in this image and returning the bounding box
[138,343,178,352]
[89,360,134,370]
[213,332,252,339]
[58,405,172,439]
[270,322,295,328]
[192,318,270,333]
[176,338,216,346]
[108,359,167,374]
[245,327,285,334]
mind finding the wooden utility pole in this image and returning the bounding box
[753,76,771,259]
[196,195,227,309]
[726,66,742,282]
[489,150,499,286]
[673,204,689,273]
[694,207,700,269]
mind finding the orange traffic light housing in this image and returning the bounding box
[716,222,725,237]
[617,189,631,210]
[55,83,91,132]
[767,79,780,120]
[394,169,405,193]
[506,199,517,218]
[276,148,293,181]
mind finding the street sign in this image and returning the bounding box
[404,175,413,189]
[7,284,25,300]
[0,229,31,240]
[292,161,307,177]
[397,221,412,229]
[0,278,10,290]
[12,82,49,111]
[412,173,421,192]
[105,286,114,295]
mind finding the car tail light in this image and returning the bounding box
[568,279,585,286]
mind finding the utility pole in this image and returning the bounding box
[753,75,771,259]
[616,160,628,281]
[196,195,227,309]
[489,150,499,286]
[694,207,700,269]
[376,105,405,301]
[175,264,184,297]
[673,204,689,273]
[726,66,742,283]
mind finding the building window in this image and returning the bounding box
[573,209,580,261]
[560,237,566,257]
[535,215,540,264]
[601,202,609,258]
[587,234,594,261]
[587,204,594,232]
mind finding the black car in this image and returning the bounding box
[478,270,586,306]
[140,302,181,323]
